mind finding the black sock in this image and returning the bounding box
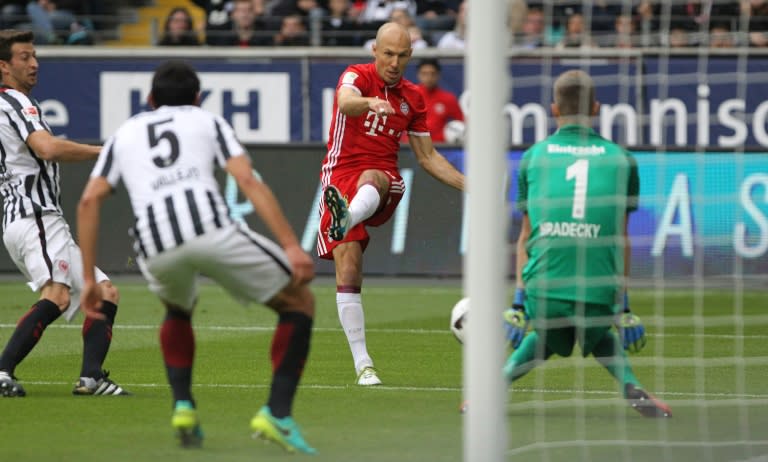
[0,299,61,375]
[160,310,195,404]
[80,301,117,379]
[267,312,313,418]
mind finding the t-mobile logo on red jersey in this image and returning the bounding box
[363,112,401,138]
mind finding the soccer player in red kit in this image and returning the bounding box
[416,58,465,143]
[317,22,465,386]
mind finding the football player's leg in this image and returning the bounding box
[590,328,641,390]
[76,276,127,394]
[264,282,314,419]
[0,283,66,397]
[257,278,316,453]
[139,252,197,403]
[347,170,390,226]
[504,330,553,383]
[0,282,67,374]
[332,241,381,385]
[0,218,69,395]
[160,304,203,446]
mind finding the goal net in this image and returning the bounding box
[500,2,768,461]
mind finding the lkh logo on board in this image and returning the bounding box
[99,72,291,143]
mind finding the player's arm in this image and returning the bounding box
[624,215,631,292]
[516,214,531,290]
[337,86,394,117]
[225,154,314,285]
[619,214,647,353]
[76,176,113,320]
[504,213,530,348]
[408,134,465,191]
[26,130,100,162]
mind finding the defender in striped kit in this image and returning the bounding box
[77,60,317,452]
[0,30,128,398]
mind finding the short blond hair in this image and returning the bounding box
[553,70,595,117]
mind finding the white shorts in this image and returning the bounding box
[3,213,110,321]
[137,223,292,312]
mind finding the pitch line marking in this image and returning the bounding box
[15,380,768,400]
[0,323,764,339]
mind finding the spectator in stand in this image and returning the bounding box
[357,0,416,44]
[206,0,273,46]
[1,1,28,29]
[414,0,457,37]
[158,7,201,46]
[25,0,93,45]
[359,0,416,23]
[363,7,427,49]
[709,22,736,47]
[346,0,366,19]
[407,24,429,48]
[191,0,232,39]
[436,0,465,49]
[667,26,691,47]
[636,1,741,34]
[271,0,326,17]
[746,0,768,46]
[322,0,361,46]
[415,58,464,143]
[273,14,310,45]
[507,0,527,40]
[556,13,598,49]
[517,7,546,48]
[612,14,639,48]
[591,0,630,34]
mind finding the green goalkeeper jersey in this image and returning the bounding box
[517,125,639,305]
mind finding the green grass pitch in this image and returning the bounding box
[1,279,767,461]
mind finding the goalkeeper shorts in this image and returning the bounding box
[526,297,616,357]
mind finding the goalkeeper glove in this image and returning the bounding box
[618,292,647,353]
[503,288,528,349]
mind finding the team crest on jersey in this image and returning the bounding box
[342,72,359,85]
[57,260,70,273]
[21,106,39,122]
[400,102,409,115]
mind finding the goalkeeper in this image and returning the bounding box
[502,69,670,418]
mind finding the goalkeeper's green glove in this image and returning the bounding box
[503,288,528,349]
[618,292,647,353]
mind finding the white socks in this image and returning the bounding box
[348,183,380,228]
[337,292,372,373]
[335,183,380,374]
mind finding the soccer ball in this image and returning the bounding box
[450,297,470,344]
[443,120,466,144]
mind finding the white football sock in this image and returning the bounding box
[348,183,381,227]
[337,292,373,373]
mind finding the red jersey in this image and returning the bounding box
[418,85,464,142]
[321,62,429,183]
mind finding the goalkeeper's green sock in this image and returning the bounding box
[592,330,641,395]
[504,331,551,383]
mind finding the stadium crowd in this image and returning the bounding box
[2,0,768,48]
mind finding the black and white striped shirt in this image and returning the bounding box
[0,86,61,229]
[93,105,243,259]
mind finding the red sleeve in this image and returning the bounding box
[338,63,371,95]
[408,89,429,134]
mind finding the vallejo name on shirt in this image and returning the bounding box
[151,167,200,191]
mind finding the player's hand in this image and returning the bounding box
[503,307,528,349]
[80,279,106,320]
[284,244,315,285]
[618,312,647,353]
[369,97,394,116]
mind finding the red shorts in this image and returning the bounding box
[316,169,404,260]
